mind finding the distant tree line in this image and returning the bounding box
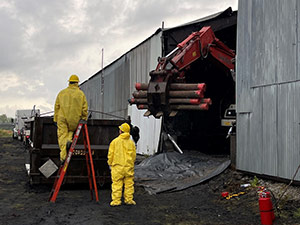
[0,114,13,123]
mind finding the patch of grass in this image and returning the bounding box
[13,203,25,210]
[293,208,300,218]
[0,129,13,137]
[3,143,14,148]
[277,194,292,219]
[251,176,259,187]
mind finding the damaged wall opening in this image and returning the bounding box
[133,14,238,194]
[158,22,237,156]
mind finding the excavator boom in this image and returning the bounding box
[129,26,235,118]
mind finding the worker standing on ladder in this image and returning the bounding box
[54,74,88,163]
[107,123,136,206]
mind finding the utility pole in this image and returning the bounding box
[101,48,104,95]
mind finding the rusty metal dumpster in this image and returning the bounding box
[28,116,124,185]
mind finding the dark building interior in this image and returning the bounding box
[159,8,237,154]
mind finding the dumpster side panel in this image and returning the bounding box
[29,117,123,185]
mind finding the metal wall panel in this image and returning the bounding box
[298,0,300,81]
[236,113,251,170]
[81,32,162,155]
[80,74,102,117]
[294,82,300,181]
[102,56,130,118]
[240,88,263,174]
[237,0,300,181]
[260,0,277,86]
[251,0,265,87]
[277,83,298,178]
[236,0,252,113]
[277,0,297,83]
[262,86,278,176]
[128,32,162,155]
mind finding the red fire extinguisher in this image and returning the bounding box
[259,189,275,225]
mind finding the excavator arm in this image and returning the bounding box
[129,26,236,118]
[166,26,235,72]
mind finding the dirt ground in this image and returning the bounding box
[1,137,300,225]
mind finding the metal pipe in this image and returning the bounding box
[128,98,147,104]
[170,104,209,110]
[149,70,168,76]
[170,83,206,90]
[137,105,148,110]
[165,46,179,58]
[133,90,204,98]
[132,91,147,98]
[135,82,206,91]
[169,90,204,98]
[169,98,212,105]
[131,98,212,105]
[132,98,211,106]
[167,133,183,154]
[136,103,209,111]
[135,83,148,90]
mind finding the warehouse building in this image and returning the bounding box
[80,7,237,155]
[81,2,300,182]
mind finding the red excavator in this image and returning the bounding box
[130,26,236,153]
[129,26,236,129]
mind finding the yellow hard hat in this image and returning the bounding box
[68,74,79,83]
[119,123,130,133]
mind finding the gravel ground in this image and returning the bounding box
[0,137,300,225]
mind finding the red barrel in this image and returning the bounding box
[259,192,275,225]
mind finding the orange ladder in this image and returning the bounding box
[49,120,99,203]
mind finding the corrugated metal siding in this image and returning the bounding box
[237,0,300,181]
[128,32,162,155]
[102,56,130,118]
[81,32,162,155]
[277,83,298,178]
[80,75,102,117]
[262,86,277,175]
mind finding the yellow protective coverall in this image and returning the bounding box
[54,83,88,161]
[107,130,136,206]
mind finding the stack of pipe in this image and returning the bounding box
[129,82,212,111]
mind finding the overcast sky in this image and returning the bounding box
[0,0,237,118]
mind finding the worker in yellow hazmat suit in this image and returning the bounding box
[54,74,88,162]
[107,123,136,206]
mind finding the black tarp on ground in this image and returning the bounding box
[134,151,230,195]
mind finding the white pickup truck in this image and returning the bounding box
[13,108,40,142]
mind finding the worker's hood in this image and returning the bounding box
[119,132,130,139]
[68,83,79,88]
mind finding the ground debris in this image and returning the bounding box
[1,137,300,225]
